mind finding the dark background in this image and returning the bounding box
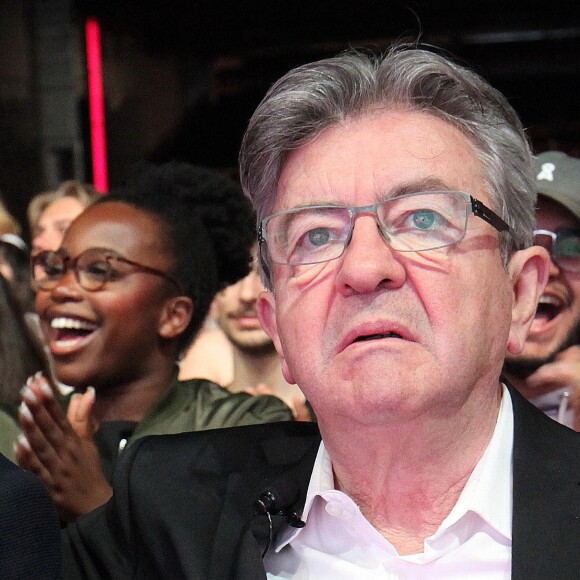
[1,0,579,240]
[80,0,580,157]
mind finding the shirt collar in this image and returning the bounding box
[274,384,513,551]
[433,383,513,540]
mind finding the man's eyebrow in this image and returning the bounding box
[275,177,455,213]
[377,177,454,202]
[275,201,344,213]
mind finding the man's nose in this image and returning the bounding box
[334,216,406,296]
[239,269,263,302]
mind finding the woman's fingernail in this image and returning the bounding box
[17,433,31,451]
[19,402,33,421]
[37,378,53,398]
[20,386,37,404]
[34,370,43,380]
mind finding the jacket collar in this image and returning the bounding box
[509,384,580,579]
[208,423,320,580]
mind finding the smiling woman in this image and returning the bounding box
[15,162,294,522]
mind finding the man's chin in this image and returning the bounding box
[232,337,276,356]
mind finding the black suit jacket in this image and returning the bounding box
[0,453,62,579]
[64,388,580,579]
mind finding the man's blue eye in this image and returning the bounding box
[412,210,436,230]
[307,228,331,247]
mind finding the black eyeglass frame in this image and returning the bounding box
[258,190,510,283]
[31,248,183,293]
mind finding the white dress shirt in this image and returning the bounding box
[265,385,513,579]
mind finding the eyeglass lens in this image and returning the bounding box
[264,191,470,266]
[534,229,580,272]
[33,250,114,291]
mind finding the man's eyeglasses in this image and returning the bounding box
[259,190,510,267]
[534,229,580,273]
[31,248,183,293]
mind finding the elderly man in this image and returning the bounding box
[61,46,580,579]
[504,151,580,428]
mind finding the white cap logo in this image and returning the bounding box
[537,162,556,182]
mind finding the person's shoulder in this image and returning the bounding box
[177,376,229,393]
[140,420,319,452]
[110,422,319,519]
[126,421,320,476]
[0,452,54,509]
[0,450,35,485]
[177,377,295,423]
[0,451,21,481]
[511,385,580,462]
[0,453,61,575]
[0,457,58,530]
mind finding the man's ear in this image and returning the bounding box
[506,246,550,355]
[158,296,194,340]
[257,290,296,384]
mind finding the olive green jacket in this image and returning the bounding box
[0,376,292,466]
[129,375,293,442]
[93,374,293,480]
[0,408,20,462]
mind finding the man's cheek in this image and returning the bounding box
[274,261,336,294]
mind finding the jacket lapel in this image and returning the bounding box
[208,428,320,579]
[510,386,580,579]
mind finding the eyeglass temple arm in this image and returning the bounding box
[470,196,510,233]
[257,226,274,290]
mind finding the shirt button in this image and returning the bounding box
[325,501,345,518]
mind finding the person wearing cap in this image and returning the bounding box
[503,151,580,429]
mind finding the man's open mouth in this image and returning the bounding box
[534,295,564,322]
[353,332,403,342]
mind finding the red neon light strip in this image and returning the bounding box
[85,17,108,193]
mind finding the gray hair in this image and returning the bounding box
[239,45,536,287]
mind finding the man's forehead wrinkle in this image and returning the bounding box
[375,177,456,204]
[275,176,457,212]
[410,123,448,160]
[276,161,340,211]
[409,114,468,154]
[278,201,346,212]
